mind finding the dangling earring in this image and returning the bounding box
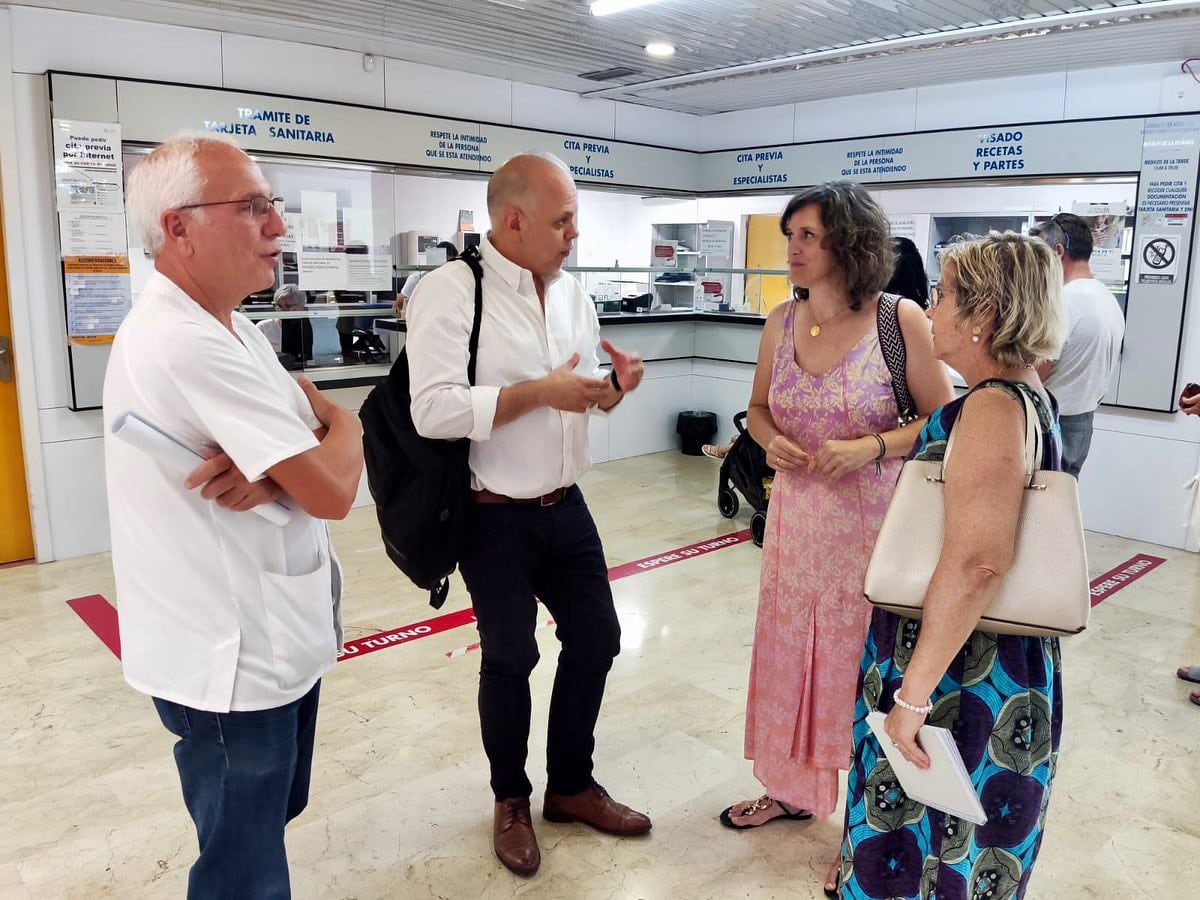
[971,326,982,344]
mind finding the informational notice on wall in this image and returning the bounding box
[63,256,132,338]
[1092,247,1125,284]
[298,252,348,291]
[52,120,123,212]
[346,254,392,291]
[300,190,338,250]
[698,224,732,258]
[1138,119,1198,230]
[888,216,917,241]
[279,213,302,253]
[341,207,375,248]
[57,211,128,257]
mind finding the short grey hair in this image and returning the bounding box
[126,132,241,257]
[273,284,305,310]
[486,152,574,220]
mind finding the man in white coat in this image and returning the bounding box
[104,134,364,899]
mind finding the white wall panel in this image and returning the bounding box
[692,374,755,444]
[511,83,616,140]
[384,58,512,123]
[915,73,1067,132]
[793,89,918,144]
[38,407,103,444]
[14,75,71,411]
[41,438,110,560]
[1080,429,1199,549]
[694,105,795,152]
[694,323,761,363]
[606,373,692,460]
[11,7,221,84]
[1065,63,1172,120]
[598,322,695,362]
[615,103,701,150]
[222,35,386,108]
[588,411,611,464]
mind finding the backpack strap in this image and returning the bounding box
[876,292,917,424]
[457,246,485,387]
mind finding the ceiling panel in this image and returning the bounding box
[18,0,1197,114]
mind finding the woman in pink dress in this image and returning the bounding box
[719,182,953,897]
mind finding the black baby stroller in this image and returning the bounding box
[716,411,774,547]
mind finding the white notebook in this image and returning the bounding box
[111,411,291,527]
[867,711,987,826]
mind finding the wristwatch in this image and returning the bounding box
[609,369,623,392]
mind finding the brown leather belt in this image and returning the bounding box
[471,486,571,507]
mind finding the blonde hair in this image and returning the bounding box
[939,232,1065,366]
[126,132,241,257]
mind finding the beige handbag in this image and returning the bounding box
[864,387,1090,638]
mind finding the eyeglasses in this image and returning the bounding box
[930,283,955,309]
[177,196,284,219]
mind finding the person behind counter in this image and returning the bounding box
[257,283,314,365]
[392,240,459,317]
[885,236,931,310]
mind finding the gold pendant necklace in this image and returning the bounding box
[807,305,852,337]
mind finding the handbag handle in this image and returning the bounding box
[939,385,1043,489]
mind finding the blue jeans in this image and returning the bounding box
[1058,411,1094,480]
[153,681,321,900]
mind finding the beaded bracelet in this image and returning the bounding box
[893,689,933,716]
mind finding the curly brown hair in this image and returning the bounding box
[779,181,896,310]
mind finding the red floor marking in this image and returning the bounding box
[69,528,756,662]
[446,619,555,660]
[1089,554,1167,607]
[607,529,752,581]
[67,594,122,659]
[338,606,477,660]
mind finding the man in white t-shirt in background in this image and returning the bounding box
[104,135,363,899]
[1030,212,1126,478]
[391,240,458,318]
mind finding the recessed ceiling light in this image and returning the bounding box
[591,0,664,16]
[644,41,676,57]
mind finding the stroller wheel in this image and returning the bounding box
[717,487,739,518]
[750,510,767,547]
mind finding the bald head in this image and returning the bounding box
[487,153,574,221]
[487,153,579,282]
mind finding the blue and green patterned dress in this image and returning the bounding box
[838,380,1064,900]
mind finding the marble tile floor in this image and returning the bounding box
[0,451,1197,899]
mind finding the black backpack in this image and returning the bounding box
[360,247,484,609]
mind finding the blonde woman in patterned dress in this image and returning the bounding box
[719,182,953,897]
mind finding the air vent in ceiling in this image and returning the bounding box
[578,66,643,81]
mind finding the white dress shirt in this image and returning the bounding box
[103,271,342,713]
[406,235,606,499]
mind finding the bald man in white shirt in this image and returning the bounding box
[406,153,651,877]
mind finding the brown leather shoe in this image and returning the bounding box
[493,797,540,876]
[543,782,652,836]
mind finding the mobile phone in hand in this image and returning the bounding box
[1181,383,1200,404]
